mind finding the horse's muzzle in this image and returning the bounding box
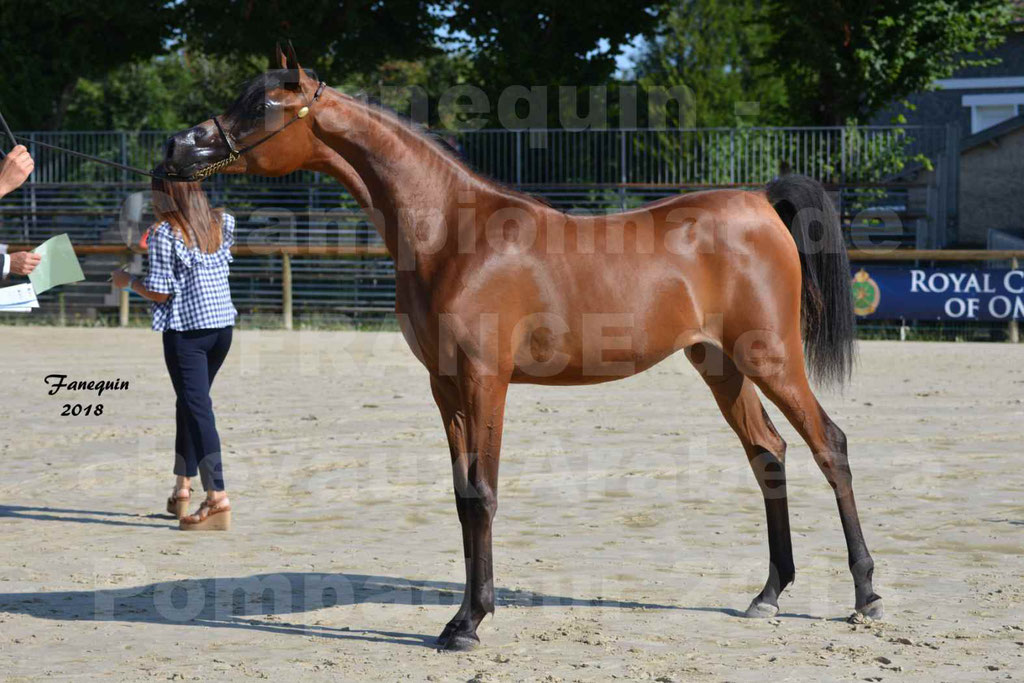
[162,123,224,178]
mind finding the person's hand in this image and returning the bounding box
[110,269,134,289]
[9,251,41,276]
[0,145,35,197]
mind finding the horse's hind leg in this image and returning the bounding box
[743,340,883,619]
[686,343,794,618]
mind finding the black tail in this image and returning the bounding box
[766,174,855,388]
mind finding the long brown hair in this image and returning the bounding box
[151,178,223,253]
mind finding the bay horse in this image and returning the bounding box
[161,47,881,650]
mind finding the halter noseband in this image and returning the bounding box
[190,80,327,181]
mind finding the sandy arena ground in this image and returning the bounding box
[0,327,1021,681]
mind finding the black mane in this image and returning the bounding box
[350,93,554,208]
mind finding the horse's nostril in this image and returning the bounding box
[165,138,176,160]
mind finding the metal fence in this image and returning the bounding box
[11,125,950,185]
[0,125,956,324]
[462,126,951,185]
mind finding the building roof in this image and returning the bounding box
[961,113,1024,151]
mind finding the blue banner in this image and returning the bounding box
[851,266,1024,321]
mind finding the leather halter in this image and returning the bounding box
[190,80,327,181]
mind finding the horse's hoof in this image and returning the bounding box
[436,620,481,651]
[436,631,480,652]
[855,597,884,620]
[744,599,779,619]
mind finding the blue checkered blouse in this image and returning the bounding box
[144,213,238,332]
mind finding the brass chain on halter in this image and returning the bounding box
[188,153,240,181]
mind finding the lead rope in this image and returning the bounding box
[0,107,17,158]
[0,105,171,179]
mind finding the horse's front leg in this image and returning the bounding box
[430,371,508,650]
[429,376,473,639]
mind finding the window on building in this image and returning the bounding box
[973,104,1018,133]
[963,93,1024,134]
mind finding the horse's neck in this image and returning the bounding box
[310,92,491,263]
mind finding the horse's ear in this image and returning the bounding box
[281,40,304,91]
[275,42,288,69]
[286,40,302,72]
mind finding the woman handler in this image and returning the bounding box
[111,178,237,530]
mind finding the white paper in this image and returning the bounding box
[0,283,40,311]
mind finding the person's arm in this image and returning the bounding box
[222,212,235,249]
[1,253,7,280]
[110,223,175,303]
[110,270,170,303]
[0,146,35,198]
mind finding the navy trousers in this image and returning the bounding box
[163,327,233,491]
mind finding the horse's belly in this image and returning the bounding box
[510,347,678,385]
[509,297,704,386]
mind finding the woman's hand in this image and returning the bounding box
[111,269,170,303]
[110,269,134,289]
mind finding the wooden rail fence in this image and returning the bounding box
[6,246,1022,337]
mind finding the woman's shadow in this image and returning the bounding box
[0,504,170,529]
[0,571,676,648]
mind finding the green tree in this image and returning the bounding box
[445,1,662,127]
[632,0,787,127]
[767,0,1019,125]
[64,51,268,131]
[337,52,476,127]
[0,0,173,130]
[179,0,443,83]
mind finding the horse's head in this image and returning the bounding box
[161,44,322,179]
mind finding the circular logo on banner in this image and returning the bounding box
[852,268,881,316]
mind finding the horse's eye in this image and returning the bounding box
[255,103,269,115]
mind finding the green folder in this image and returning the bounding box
[29,233,85,295]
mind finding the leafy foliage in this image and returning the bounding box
[444,1,662,126]
[0,0,173,129]
[2,0,1019,134]
[632,0,787,127]
[446,1,659,90]
[766,0,1019,125]
[65,52,268,131]
[178,0,443,82]
[336,53,476,128]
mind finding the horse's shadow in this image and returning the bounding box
[0,505,848,634]
[0,572,676,648]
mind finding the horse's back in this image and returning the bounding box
[433,186,801,385]
[499,189,793,384]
